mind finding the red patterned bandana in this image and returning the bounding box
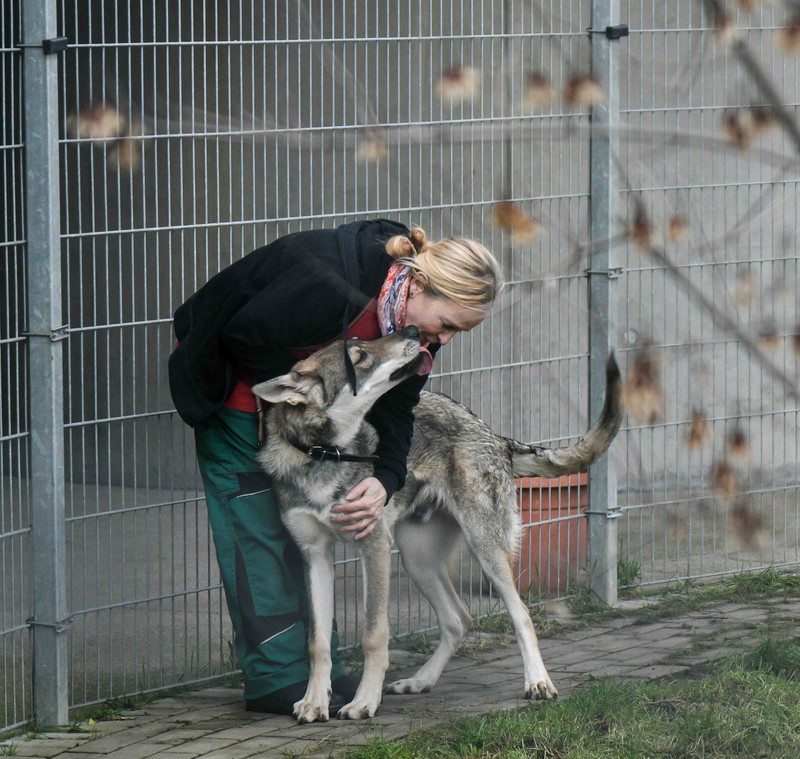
[377,264,433,375]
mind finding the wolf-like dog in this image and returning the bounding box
[252,326,622,723]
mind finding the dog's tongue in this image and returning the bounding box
[417,344,434,375]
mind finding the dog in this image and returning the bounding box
[252,326,622,723]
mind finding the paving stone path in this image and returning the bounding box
[3,597,798,758]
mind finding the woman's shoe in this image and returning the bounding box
[245,675,358,716]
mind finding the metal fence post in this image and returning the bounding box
[21,0,70,725]
[586,2,624,605]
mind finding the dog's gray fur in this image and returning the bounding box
[253,327,622,723]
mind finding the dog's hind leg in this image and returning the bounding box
[385,512,473,695]
[337,527,393,719]
[486,565,557,699]
[466,525,558,701]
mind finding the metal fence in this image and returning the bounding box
[2,0,798,734]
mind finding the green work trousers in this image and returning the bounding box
[194,407,346,700]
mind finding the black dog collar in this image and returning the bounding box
[296,442,379,464]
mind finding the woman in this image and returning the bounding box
[169,218,502,715]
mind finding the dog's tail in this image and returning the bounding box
[510,352,623,478]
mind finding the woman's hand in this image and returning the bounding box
[330,477,387,540]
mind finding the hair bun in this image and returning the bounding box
[407,227,428,254]
[385,227,428,259]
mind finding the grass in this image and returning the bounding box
[82,693,156,723]
[560,567,800,631]
[618,568,800,628]
[741,637,800,681]
[616,557,642,591]
[337,568,800,758]
[2,693,158,749]
[342,637,800,759]
[0,688,186,754]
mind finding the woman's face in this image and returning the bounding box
[405,278,486,345]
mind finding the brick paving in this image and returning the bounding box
[3,597,798,758]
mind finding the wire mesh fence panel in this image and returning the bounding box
[58,1,235,709]
[3,0,800,733]
[614,2,800,589]
[50,0,602,709]
[1,0,32,731]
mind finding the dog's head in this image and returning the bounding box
[252,326,423,416]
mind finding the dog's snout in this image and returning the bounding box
[399,325,420,341]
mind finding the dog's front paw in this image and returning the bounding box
[293,698,329,724]
[384,677,432,695]
[525,678,558,700]
[336,697,380,720]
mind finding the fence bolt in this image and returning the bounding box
[26,617,74,634]
[16,36,69,54]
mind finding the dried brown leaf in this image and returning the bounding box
[357,136,388,163]
[437,66,480,101]
[723,110,756,150]
[492,201,543,245]
[621,348,663,424]
[727,426,750,462]
[666,215,690,243]
[712,461,740,497]
[777,20,800,54]
[627,203,658,252]
[731,500,763,551]
[713,11,741,44]
[67,104,127,143]
[107,138,139,173]
[523,72,556,110]
[757,324,779,349]
[688,410,710,450]
[749,105,777,136]
[563,75,606,107]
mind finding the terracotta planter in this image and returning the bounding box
[515,473,588,597]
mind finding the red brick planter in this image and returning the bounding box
[515,472,588,597]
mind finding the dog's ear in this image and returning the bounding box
[252,373,313,406]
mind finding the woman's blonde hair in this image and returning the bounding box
[385,227,503,310]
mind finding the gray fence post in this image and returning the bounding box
[586,2,623,604]
[21,0,70,725]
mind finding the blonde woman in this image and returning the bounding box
[169,219,502,715]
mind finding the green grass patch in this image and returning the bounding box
[740,637,800,681]
[343,637,800,758]
[83,693,156,723]
[582,567,800,628]
[617,558,642,591]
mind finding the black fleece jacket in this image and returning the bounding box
[169,218,436,500]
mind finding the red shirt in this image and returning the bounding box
[224,300,381,413]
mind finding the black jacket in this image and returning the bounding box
[169,218,436,499]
